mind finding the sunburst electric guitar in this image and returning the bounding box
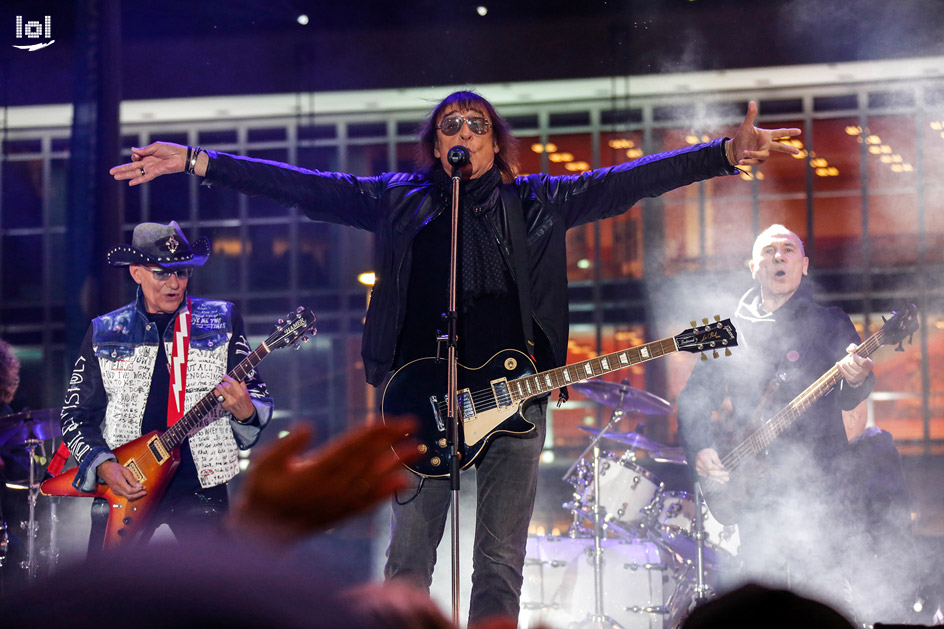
[700,304,919,525]
[41,307,317,550]
[383,317,738,478]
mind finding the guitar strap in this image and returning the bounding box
[500,185,535,361]
[748,333,817,430]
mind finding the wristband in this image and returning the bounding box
[186,146,202,175]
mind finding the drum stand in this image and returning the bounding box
[691,482,711,606]
[23,436,44,580]
[18,434,57,581]
[562,385,631,629]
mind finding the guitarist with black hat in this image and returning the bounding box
[677,224,874,612]
[52,221,273,550]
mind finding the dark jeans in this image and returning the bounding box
[384,398,547,625]
[89,485,229,554]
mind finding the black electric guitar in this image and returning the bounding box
[383,317,738,478]
[41,307,317,550]
[701,304,919,525]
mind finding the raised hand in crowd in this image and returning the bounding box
[228,417,421,544]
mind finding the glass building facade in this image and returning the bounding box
[2,58,943,535]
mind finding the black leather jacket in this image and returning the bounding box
[204,139,736,386]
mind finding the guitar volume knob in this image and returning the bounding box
[438,438,447,448]
[417,444,428,454]
[430,456,442,467]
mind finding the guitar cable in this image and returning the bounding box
[394,477,426,506]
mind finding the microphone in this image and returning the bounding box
[447,145,470,172]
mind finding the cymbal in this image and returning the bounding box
[0,408,62,448]
[647,447,688,465]
[578,425,667,451]
[571,381,673,415]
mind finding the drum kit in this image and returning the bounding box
[0,408,62,587]
[521,380,739,629]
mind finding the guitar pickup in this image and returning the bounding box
[125,460,145,484]
[147,435,170,464]
[491,379,512,408]
[457,389,475,423]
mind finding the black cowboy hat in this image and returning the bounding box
[106,221,210,270]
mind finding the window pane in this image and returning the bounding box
[2,160,43,229]
[347,144,387,176]
[248,224,291,290]
[2,235,42,302]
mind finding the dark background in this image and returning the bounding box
[2,0,943,106]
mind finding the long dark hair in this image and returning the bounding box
[415,90,519,183]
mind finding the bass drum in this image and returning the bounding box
[520,535,672,629]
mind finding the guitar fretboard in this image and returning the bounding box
[720,328,887,472]
[506,337,678,403]
[159,343,271,452]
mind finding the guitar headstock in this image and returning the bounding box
[880,304,919,352]
[266,306,318,351]
[675,316,738,361]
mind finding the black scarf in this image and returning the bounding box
[429,165,509,312]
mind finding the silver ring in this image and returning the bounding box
[139,167,146,176]
[216,395,225,403]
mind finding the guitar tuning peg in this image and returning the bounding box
[702,318,709,325]
[690,321,697,328]
[712,350,719,359]
[296,306,304,312]
[294,343,302,351]
[724,348,732,357]
[278,319,285,325]
[302,336,309,343]
[713,314,721,322]
[700,353,708,361]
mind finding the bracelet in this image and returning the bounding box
[185,145,193,172]
[186,146,202,175]
[722,138,736,168]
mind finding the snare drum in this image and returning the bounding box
[581,453,662,528]
[521,535,669,629]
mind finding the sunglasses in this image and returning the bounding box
[438,115,491,136]
[146,267,193,281]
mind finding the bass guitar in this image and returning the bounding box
[41,307,317,550]
[701,304,918,525]
[383,317,737,478]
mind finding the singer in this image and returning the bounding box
[110,90,801,625]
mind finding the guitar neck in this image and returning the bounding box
[721,328,887,471]
[159,342,271,451]
[507,337,679,404]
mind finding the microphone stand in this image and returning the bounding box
[444,151,468,626]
